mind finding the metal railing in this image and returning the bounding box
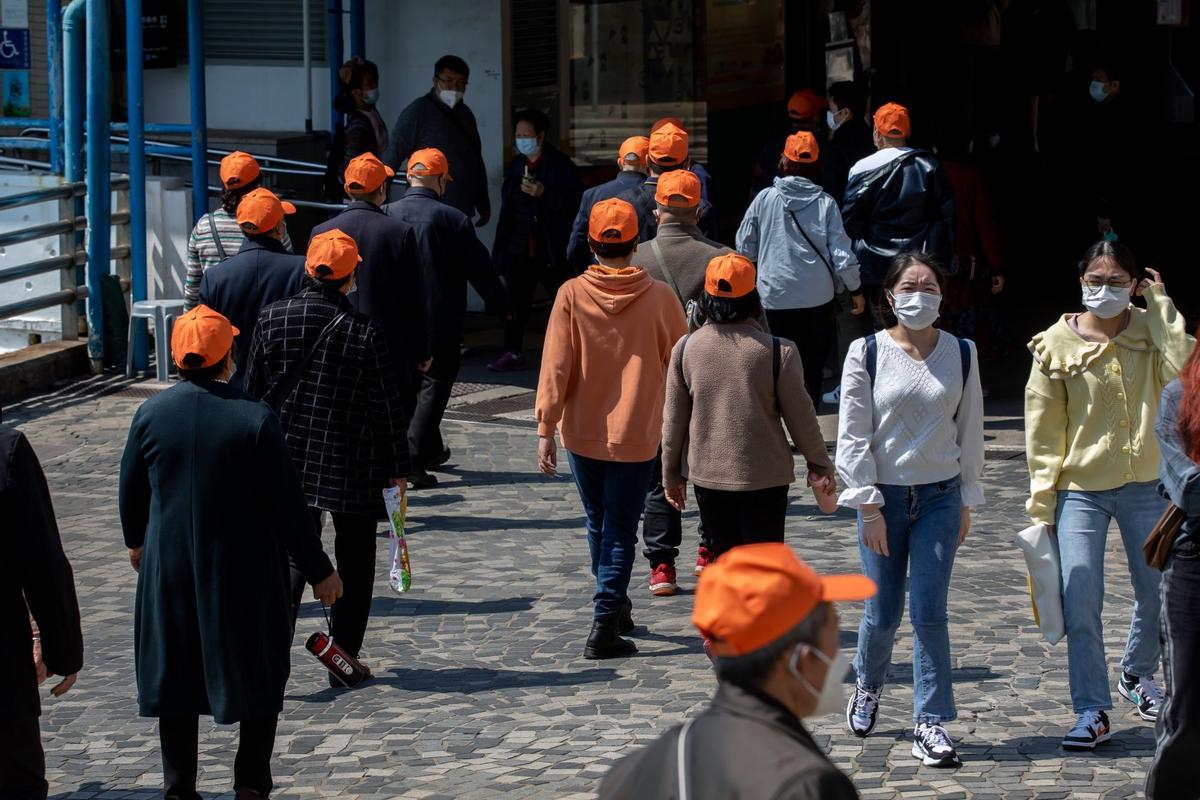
[0,178,131,341]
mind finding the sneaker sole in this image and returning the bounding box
[1117,682,1158,721]
[911,744,961,767]
[1062,731,1112,751]
[649,583,678,596]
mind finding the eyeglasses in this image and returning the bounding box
[1082,277,1133,289]
[436,74,468,91]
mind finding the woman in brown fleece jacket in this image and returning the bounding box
[662,254,836,557]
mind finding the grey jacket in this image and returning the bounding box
[635,222,731,305]
[1156,379,1200,550]
[736,176,861,310]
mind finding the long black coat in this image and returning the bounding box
[198,236,305,380]
[491,143,582,276]
[310,201,430,380]
[118,380,333,724]
[2,423,83,721]
[384,186,507,351]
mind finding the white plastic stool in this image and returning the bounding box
[127,299,187,382]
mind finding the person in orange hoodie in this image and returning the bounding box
[536,197,688,659]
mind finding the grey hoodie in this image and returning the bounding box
[735,176,861,310]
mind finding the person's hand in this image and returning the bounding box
[860,505,889,557]
[49,673,77,697]
[475,209,491,227]
[520,179,545,198]
[1136,267,1163,297]
[991,275,1006,294]
[665,483,687,511]
[850,293,866,316]
[417,357,433,373]
[313,570,344,606]
[33,638,47,685]
[538,435,557,477]
[129,546,143,572]
[958,506,971,546]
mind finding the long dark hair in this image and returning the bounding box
[880,252,947,328]
[1077,239,1140,281]
[219,175,264,215]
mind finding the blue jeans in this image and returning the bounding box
[854,478,962,724]
[1054,480,1165,713]
[568,452,656,620]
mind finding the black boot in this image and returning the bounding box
[584,616,637,659]
[618,597,635,636]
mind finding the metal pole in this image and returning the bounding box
[187,0,208,223]
[46,0,63,174]
[63,0,85,333]
[126,0,148,371]
[349,0,364,58]
[85,0,111,366]
[302,0,312,132]
[327,0,343,136]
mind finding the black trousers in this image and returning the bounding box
[693,485,790,559]
[159,714,278,799]
[764,304,834,410]
[290,509,377,658]
[0,716,46,800]
[408,344,462,469]
[641,449,710,568]
[1147,539,1200,799]
[503,256,565,353]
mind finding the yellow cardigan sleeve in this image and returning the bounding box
[1025,362,1069,525]
[1143,283,1195,386]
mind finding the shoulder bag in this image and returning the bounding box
[1144,502,1187,570]
[264,310,351,411]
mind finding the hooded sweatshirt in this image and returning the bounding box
[536,266,688,462]
[735,176,861,310]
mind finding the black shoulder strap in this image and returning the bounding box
[264,310,351,411]
[864,333,878,385]
[954,335,972,422]
[649,240,685,306]
[208,212,229,261]
[786,208,837,287]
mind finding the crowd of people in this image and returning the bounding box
[6,51,1199,800]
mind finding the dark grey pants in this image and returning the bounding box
[641,450,709,569]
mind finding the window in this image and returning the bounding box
[195,0,326,64]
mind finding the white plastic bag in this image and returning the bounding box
[382,486,411,593]
[1014,522,1064,645]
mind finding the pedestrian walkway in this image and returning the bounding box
[9,374,1152,799]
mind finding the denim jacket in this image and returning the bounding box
[1155,379,1200,550]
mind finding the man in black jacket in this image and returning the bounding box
[842,102,955,327]
[618,122,719,244]
[198,188,305,384]
[2,411,83,800]
[822,82,874,209]
[385,148,508,480]
[565,136,649,273]
[600,543,874,799]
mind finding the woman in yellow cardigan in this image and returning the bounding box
[1025,240,1193,752]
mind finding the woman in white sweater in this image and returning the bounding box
[835,252,984,769]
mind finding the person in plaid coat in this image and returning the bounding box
[244,229,410,685]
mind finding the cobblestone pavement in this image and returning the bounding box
[9,375,1156,799]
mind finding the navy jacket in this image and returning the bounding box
[384,186,507,351]
[492,143,583,275]
[310,201,430,378]
[565,170,646,273]
[618,175,720,244]
[198,236,305,380]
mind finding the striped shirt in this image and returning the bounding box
[185,208,293,309]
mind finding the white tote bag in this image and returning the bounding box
[1014,522,1065,645]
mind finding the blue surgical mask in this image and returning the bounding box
[515,137,539,157]
[1089,81,1108,104]
[363,88,379,106]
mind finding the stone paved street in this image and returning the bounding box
[9,374,1156,799]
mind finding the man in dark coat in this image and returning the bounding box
[565,136,648,273]
[119,305,341,800]
[600,544,875,800]
[822,81,875,209]
[384,54,490,226]
[384,148,508,481]
[487,108,583,372]
[198,188,305,383]
[618,122,719,244]
[310,153,431,407]
[245,230,411,681]
[2,410,82,800]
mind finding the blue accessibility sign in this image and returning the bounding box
[0,28,31,70]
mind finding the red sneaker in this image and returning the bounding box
[649,563,679,596]
[695,546,715,576]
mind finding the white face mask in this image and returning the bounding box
[1082,284,1130,319]
[789,644,848,717]
[439,89,463,108]
[889,290,941,330]
[826,109,843,132]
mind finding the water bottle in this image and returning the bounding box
[305,631,369,687]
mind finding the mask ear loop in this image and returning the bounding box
[788,643,825,699]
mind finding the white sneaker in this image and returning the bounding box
[1062,710,1112,751]
[912,723,961,767]
[845,682,880,738]
[1118,674,1164,721]
[821,385,841,406]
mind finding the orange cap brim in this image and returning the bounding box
[281,201,297,215]
[820,574,877,602]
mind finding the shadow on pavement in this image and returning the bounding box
[968,727,1156,762]
[406,514,587,533]
[298,595,539,619]
[376,665,620,693]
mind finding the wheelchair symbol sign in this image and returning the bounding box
[0,28,30,69]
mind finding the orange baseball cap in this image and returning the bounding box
[170,304,239,370]
[704,253,757,299]
[874,102,911,138]
[236,188,296,235]
[619,136,650,168]
[407,147,453,179]
[587,198,638,244]
[344,152,396,193]
[220,151,261,189]
[649,122,688,167]
[650,116,685,133]
[693,543,876,658]
[654,170,701,208]
[783,131,820,163]
[306,228,362,281]
[787,89,827,120]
